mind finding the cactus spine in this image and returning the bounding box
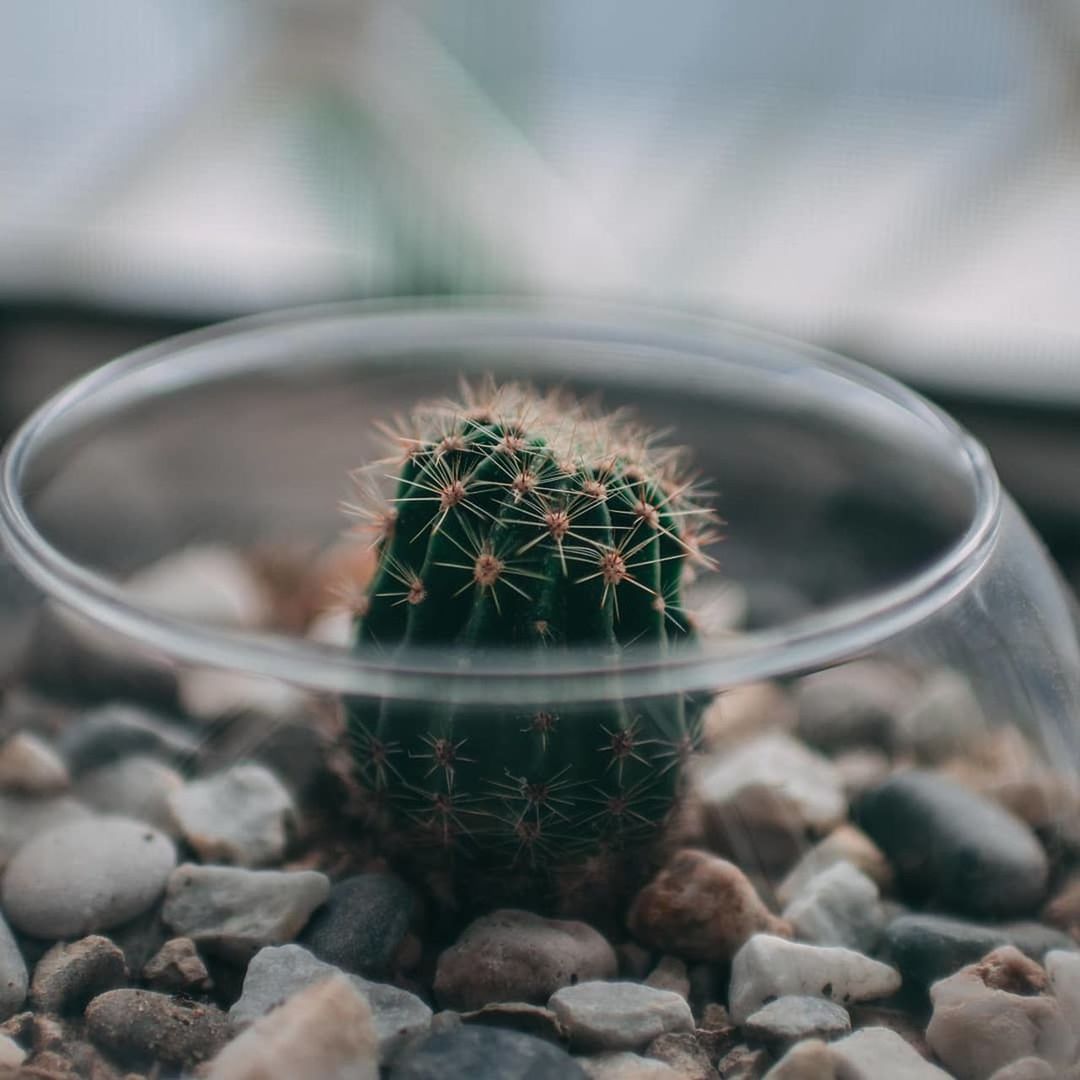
[345,380,716,872]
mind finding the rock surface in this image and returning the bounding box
[300,872,417,978]
[57,702,198,774]
[744,995,851,1045]
[776,824,893,907]
[580,1051,680,1079]
[2,816,176,938]
[548,981,694,1052]
[628,849,790,963]
[167,764,296,867]
[85,987,231,1070]
[782,860,885,952]
[855,771,1049,917]
[75,755,183,834]
[434,909,617,1011]
[0,732,69,794]
[142,936,211,993]
[389,1024,587,1079]
[0,913,27,1020]
[29,935,128,1014]
[832,1026,952,1078]
[728,934,902,1024]
[206,973,379,1080]
[230,944,432,1060]
[0,793,89,870]
[162,863,329,960]
[0,1033,25,1069]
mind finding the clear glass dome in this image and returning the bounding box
[2,301,1079,1077]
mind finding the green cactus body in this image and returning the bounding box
[346,381,715,871]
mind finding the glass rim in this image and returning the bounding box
[0,298,1002,704]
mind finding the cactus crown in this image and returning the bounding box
[345,377,717,872]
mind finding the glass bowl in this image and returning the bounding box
[2,300,1080,1077]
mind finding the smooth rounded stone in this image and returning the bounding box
[776,825,893,908]
[895,669,985,762]
[782,861,886,952]
[168,764,296,867]
[434,909,617,1011]
[0,733,69,795]
[580,1051,680,1079]
[1044,950,1080,1059]
[29,935,127,1014]
[548,981,694,1053]
[986,1059,1057,1080]
[795,660,915,753]
[0,793,90,870]
[85,987,231,1071]
[628,849,789,964]
[179,668,309,725]
[695,734,846,869]
[75,755,184,834]
[206,973,378,1080]
[142,936,211,993]
[460,1002,566,1044]
[56,702,198,775]
[728,934,902,1025]
[162,864,330,962]
[0,912,27,1020]
[832,1027,952,1079]
[645,1032,715,1080]
[390,1025,587,1080]
[644,956,690,1000]
[764,1038,839,1079]
[927,948,1071,1080]
[230,944,432,1061]
[701,682,796,749]
[854,771,1049,917]
[299,872,417,978]
[744,995,851,1046]
[2,817,176,938]
[0,1032,25,1068]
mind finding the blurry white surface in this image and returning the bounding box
[2,0,1080,400]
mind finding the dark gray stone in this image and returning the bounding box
[854,771,1049,917]
[299,872,416,978]
[389,1025,587,1080]
[57,703,197,775]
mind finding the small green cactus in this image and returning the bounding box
[345,379,716,873]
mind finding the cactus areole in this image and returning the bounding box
[346,380,717,872]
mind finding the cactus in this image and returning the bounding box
[344,379,717,874]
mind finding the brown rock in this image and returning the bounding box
[646,1031,717,1080]
[85,989,230,1071]
[30,937,128,1015]
[986,1058,1057,1080]
[715,1044,772,1079]
[434,909,616,1011]
[142,937,210,993]
[763,1039,838,1079]
[694,1004,737,1064]
[628,850,790,963]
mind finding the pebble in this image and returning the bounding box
[1044,950,1080,1059]
[986,1059,1057,1080]
[886,915,1074,991]
[794,660,914,753]
[459,1002,566,1044]
[927,947,1070,1079]
[695,734,846,868]
[85,987,231,1071]
[895,669,985,762]
[0,793,90,870]
[206,973,378,1080]
[167,764,297,866]
[434,909,617,1011]
[716,1044,772,1079]
[701,682,796,749]
[580,1051,679,1079]
[645,1032,716,1080]
[29,936,127,1014]
[162,864,330,961]
[75,755,184,834]
[764,1038,838,1078]
[2,817,176,938]
[179,668,309,725]
[230,944,432,1060]
[1042,874,1080,937]
[299,872,417,978]
[0,912,27,1020]
[628,849,790,963]
[832,1026,952,1078]
[781,861,885,952]
[389,1025,587,1079]
[548,981,694,1052]
[142,936,211,993]
[57,702,198,774]
[855,771,1049,917]
[0,1033,26,1069]
[776,824,893,907]
[744,995,851,1046]
[728,934,902,1024]
[644,956,690,1000]
[0,733,69,795]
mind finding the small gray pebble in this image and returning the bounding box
[142,937,210,993]
[548,982,694,1053]
[30,935,128,1014]
[744,995,851,1045]
[2,817,176,939]
[0,912,28,1021]
[0,793,90,871]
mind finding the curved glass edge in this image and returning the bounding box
[0,299,1003,704]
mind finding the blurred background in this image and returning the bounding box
[2,0,1080,578]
